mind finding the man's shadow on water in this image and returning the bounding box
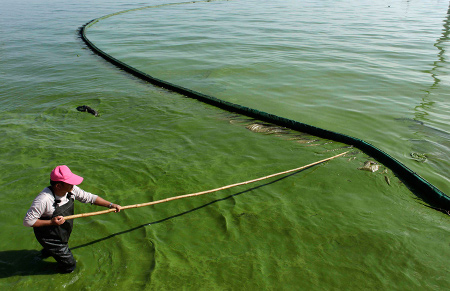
[0,250,60,277]
[0,170,304,278]
[71,170,305,251]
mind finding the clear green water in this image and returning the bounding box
[1,0,449,290]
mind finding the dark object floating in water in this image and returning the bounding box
[76,105,98,117]
[385,176,391,186]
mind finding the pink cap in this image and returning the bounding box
[50,165,84,185]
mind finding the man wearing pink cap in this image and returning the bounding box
[24,165,121,273]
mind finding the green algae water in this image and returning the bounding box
[1,0,449,290]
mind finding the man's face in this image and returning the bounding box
[56,182,74,194]
[62,182,74,193]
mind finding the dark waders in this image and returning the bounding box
[33,189,76,273]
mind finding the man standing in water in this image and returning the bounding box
[24,165,121,273]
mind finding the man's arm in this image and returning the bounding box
[72,186,121,212]
[94,196,121,212]
[24,191,56,227]
[32,216,65,227]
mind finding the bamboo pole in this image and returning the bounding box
[64,151,349,220]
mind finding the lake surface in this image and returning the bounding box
[1,0,449,290]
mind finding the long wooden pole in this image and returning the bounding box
[64,151,348,220]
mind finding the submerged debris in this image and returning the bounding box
[77,105,99,117]
[295,138,319,144]
[410,152,427,163]
[358,161,379,172]
[246,123,286,134]
[325,145,354,152]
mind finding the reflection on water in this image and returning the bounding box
[415,2,449,117]
[429,3,450,88]
[412,3,450,186]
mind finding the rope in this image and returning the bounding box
[64,151,348,220]
[78,2,450,212]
